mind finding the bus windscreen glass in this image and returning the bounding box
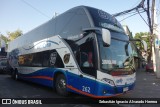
[97,31,134,73]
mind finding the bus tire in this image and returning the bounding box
[15,70,19,80]
[12,69,19,80]
[55,74,68,96]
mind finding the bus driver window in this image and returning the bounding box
[82,52,93,67]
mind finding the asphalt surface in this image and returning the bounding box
[0,69,160,107]
[119,69,160,98]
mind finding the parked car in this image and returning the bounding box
[145,62,154,72]
[0,58,7,74]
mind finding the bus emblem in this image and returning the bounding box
[64,54,70,64]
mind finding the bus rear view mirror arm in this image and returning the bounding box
[82,28,111,47]
[82,27,101,32]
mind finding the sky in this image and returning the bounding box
[0,0,160,37]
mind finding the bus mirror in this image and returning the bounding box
[82,27,111,46]
[102,28,111,47]
[141,40,147,51]
[129,39,147,51]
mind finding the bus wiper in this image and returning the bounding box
[123,56,136,72]
[108,56,136,74]
[108,65,123,73]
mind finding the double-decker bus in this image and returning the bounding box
[8,6,140,98]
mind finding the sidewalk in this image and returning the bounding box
[121,69,160,98]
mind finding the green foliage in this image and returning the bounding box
[1,35,9,43]
[7,29,23,41]
[134,32,151,53]
[0,29,23,48]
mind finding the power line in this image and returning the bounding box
[113,0,145,17]
[131,0,142,8]
[21,0,50,19]
[146,0,152,33]
[119,10,145,22]
[119,13,139,22]
[119,8,144,18]
[137,9,149,26]
[111,0,153,34]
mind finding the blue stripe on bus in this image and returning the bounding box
[22,40,59,50]
[66,71,135,97]
[18,68,65,87]
[18,67,135,97]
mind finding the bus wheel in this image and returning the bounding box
[55,74,68,96]
[15,71,19,80]
[13,70,19,80]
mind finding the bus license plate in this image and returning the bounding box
[123,87,128,92]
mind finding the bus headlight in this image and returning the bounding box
[101,78,115,86]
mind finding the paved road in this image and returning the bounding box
[0,74,120,107]
[120,70,160,98]
[0,69,160,107]
[0,74,61,98]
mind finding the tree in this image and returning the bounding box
[7,29,23,41]
[1,35,9,43]
[0,29,23,50]
[134,32,152,62]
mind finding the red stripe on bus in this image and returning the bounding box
[24,76,53,81]
[67,85,123,98]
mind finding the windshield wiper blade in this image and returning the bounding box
[122,56,136,72]
[123,60,136,72]
[108,56,136,73]
[108,66,124,73]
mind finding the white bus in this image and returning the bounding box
[8,6,139,98]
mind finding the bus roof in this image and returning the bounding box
[8,6,124,52]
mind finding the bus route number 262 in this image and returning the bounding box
[82,86,90,93]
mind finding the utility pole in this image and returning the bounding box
[151,0,160,78]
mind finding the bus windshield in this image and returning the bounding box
[97,31,134,73]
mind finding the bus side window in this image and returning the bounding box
[42,51,50,67]
[19,54,33,66]
[32,52,43,67]
[78,36,96,77]
[49,50,64,68]
[81,52,93,68]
